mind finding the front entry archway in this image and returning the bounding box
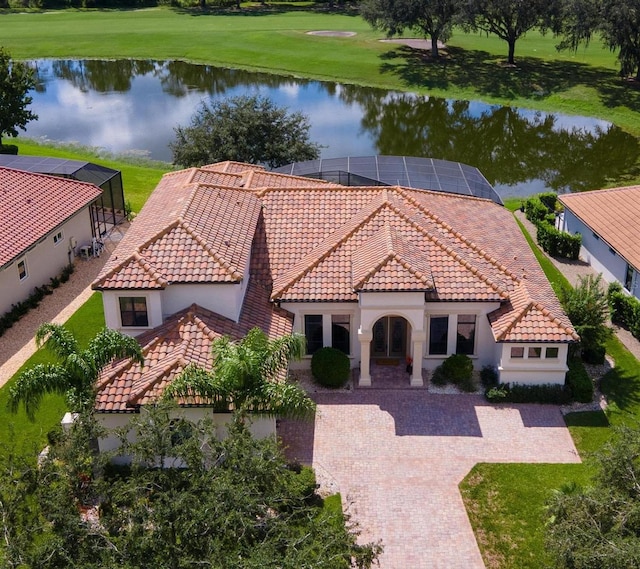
[372,316,407,359]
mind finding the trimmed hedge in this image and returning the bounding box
[536,221,581,259]
[608,282,640,340]
[485,383,572,404]
[565,357,594,403]
[524,194,581,260]
[311,347,350,388]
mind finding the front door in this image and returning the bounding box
[372,317,407,358]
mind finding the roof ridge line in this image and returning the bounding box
[132,252,169,287]
[392,187,521,283]
[529,298,580,340]
[384,201,510,298]
[128,357,183,406]
[179,219,243,281]
[496,298,535,342]
[272,191,390,299]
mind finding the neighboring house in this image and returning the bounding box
[0,167,102,316]
[92,161,578,445]
[559,186,640,300]
[0,155,127,238]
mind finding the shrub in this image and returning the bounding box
[524,196,549,224]
[480,365,499,388]
[442,354,473,385]
[536,221,581,259]
[485,383,572,404]
[538,192,558,212]
[311,347,350,388]
[0,144,18,155]
[608,282,640,340]
[430,365,448,386]
[582,345,606,365]
[565,357,594,403]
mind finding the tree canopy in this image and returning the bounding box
[555,0,640,79]
[0,48,38,148]
[546,425,640,568]
[360,0,461,57]
[170,94,321,168]
[461,0,559,64]
[0,407,381,568]
[8,323,144,420]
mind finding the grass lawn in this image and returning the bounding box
[460,218,640,569]
[1,293,105,457]
[1,6,640,137]
[15,139,170,213]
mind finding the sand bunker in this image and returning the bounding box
[306,30,357,37]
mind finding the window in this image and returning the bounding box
[528,347,542,358]
[17,259,27,281]
[511,347,524,358]
[625,263,634,291]
[331,314,350,355]
[304,315,323,355]
[53,230,64,245]
[456,314,476,355]
[545,347,559,359]
[429,316,449,355]
[119,297,149,327]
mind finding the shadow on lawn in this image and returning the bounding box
[379,45,640,113]
[600,365,640,415]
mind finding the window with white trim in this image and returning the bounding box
[428,315,449,355]
[456,314,476,355]
[119,297,149,327]
[17,259,27,281]
[304,315,323,355]
[53,230,64,245]
[528,347,542,358]
[545,347,559,359]
[510,347,524,359]
[331,314,350,355]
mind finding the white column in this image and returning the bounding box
[410,330,426,387]
[358,328,373,386]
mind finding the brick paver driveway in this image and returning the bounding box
[278,390,580,569]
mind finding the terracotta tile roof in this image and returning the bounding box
[559,186,640,270]
[352,223,434,292]
[96,163,577,352]
[95,278,293,412]
[94,175,262,289]
[0,167,101,267]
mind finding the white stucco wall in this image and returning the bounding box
[563,210,640,299]
[283,301,360,368]
[423,301,501,371]
[0,209,93,316]
[96,409,275,464]
[162,282,244,322]
[102,290,163,336]
[498,343,569,385]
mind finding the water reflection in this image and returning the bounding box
[26,59,639,197]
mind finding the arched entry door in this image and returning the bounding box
[372,316,407,359]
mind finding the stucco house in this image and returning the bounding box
[0,167,102,316]
[559,186,640,300]
[91,161,578,445]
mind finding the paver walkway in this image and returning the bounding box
[279,390,580,569]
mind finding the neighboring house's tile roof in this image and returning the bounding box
[558,185,640,271]
[96,278,294,412]
[0,167,102,267]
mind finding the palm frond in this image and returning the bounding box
[8,364,73,421]
[35,323,78,361]
[262,332,306,380]
[88,328,144,371]
[163,364,230,405]
[256,381,316,420]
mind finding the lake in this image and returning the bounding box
[24,59,640,199]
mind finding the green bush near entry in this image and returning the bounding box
[431,354,475,391]
[565,357,594,403]
[311,347,350,388]
[485,383,572,404]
